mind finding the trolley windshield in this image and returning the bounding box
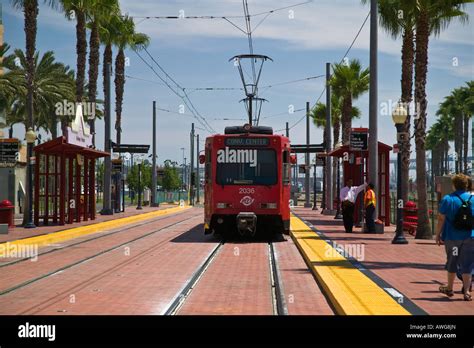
[216,149,277,185]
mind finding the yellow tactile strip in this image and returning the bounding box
[0,206,191,257]
[290,215,410,315]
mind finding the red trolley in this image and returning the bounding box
[202,125,292,237]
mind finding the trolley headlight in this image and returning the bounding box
[217,202,232,209]
[260,203,277,209]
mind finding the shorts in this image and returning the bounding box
[444,238,474,274]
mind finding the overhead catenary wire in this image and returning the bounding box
[134,48,216,134]
[281,10,371,132]
[129,1,313,21]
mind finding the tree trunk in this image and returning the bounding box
[414,9,432,239]
[463,113,469,173]
[454,113,462,173]
[400,27,414,204]
[75,10,87,102]
[51,114,58,139]
[88,21,100,147]
[115,48,125,146]
[333,118,340,148]
[341,96,352,145]
[103,43,113,97]
[22,0,39,227]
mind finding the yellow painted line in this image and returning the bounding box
[0,206,191,256]
[290,215,410,315]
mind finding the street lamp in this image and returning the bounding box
[392,103,408,244]
[136,156,143,210]
[25,127,37,228]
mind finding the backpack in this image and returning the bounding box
[452,193,474,231]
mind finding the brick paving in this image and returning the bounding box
[0,208,200,294]
[178,242,274,315]
[274,236,334,315]
[293,207,474,315]
[0,211,220,315]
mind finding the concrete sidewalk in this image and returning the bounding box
[293,207,473,315]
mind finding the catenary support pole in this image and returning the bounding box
[304,102,312,207]
[189,123,195,206]
[368,0,379,219]
[101,62,113,215]
[151,101,158,207]
[325,62,334,213]
[196,134,200,204]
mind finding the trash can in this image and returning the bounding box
[0,200,15,228]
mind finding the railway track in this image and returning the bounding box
[269,242,288,315]
[0,208,194,269]
[0,213,201,302]
[165,237,288,316]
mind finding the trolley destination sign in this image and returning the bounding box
[225,137,269,147]
[0,138,20,167]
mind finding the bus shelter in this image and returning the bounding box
[328,141,392,227]
[33,136,109,226]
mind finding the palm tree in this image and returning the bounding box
[0,43,24,137]
[9,0,50,226]
[86,0,119,147]
[427,119,451,177]
[113,15,150,146]
[7,49,75,138]
[466,81,474,173]
[330,59,369,144]
[363,0,416,204]
[99,13,121,115]
[456,83,474,173]
[60,0,90,102]
[413,0,470,239]
[312,97,361,202]
[311,96,361,148]
[429,111,453,176]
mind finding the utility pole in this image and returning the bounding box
[184,157,187,190]
[369,0,379,219]
[304,102,312,208]
[151,101,158,207]
[286,122,289,138]
[101,62,113,215]
[325,62,334,214]
[189,123,195,206]
[196,134,200,204]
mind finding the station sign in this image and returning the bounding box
[350,128,368,151]
[112,159,123,173]
[0,138,20,167]
[225,138,269,147]
[66,104,92,148]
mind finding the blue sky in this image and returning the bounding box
[3,0,474,166]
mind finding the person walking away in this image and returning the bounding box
[364,183,377,233]
[340,179,367,233]
[435,174,473,301]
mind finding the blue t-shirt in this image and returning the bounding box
[439,190,474,241]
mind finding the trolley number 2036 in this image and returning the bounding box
[239,188,255,194]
